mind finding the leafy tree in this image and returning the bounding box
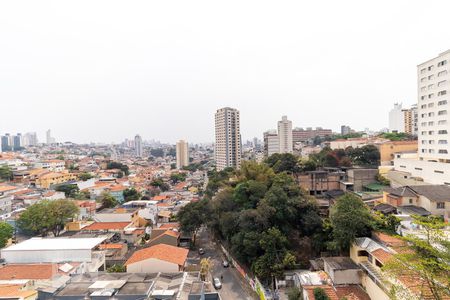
[252,227,296,283]
[107,264,126,273]
[199,257,213,281]
[150,148,164,157]
[177,200,210,246]
[346,145,380,166]
[123,188,141,201]
[106,161,129,175]
[55,155,65,160]
[287,287,302,300]
[117,171,124,178]
[167,147,176,157]
[373,212,400,234]
[0,165,12,181]
[170,172,187,184]
[78,172,93,181]
[151,178,170,191]
[329,193,373,253]
[313,287,330,300]
[376,173,390,185]
[55,184,80,198]
[266,153,300,174]
[380,132,416,141]
[170,163,176,170]
[17,200,78,236]
[100,192,118,208]
[383,216,450,300]
[0,222,14,248]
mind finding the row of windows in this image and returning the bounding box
[421,110,447,118]
[421,149,449,154]
[421,120,448,127]
[421,130,448,135]
[421,140,448,144]
[420,60,448,73]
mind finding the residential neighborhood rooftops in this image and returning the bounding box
[322,257,359,270]
[385,185,450,202]
[0,264,58,280]
[82,222,130,231]
[125,244,188,266]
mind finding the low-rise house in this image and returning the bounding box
[34,160,65,172]
[125,244,189,273]
[35,171,77,189]
[383,185,450,221]
[94,207,141,227]
[147,229,180,247]
[322,257,361,285]
[0,281,38,300]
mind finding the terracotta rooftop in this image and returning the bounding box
[125,244,188,266]
[82,222,130,231]
[335,285,371,300]
[303,285,339,300]
[370,248,393,264]
[99,243,124,250]
[0,284,37,299]
[0,264,57,280]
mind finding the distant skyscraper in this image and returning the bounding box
[263,130,279,157]
[134,134,143,157]
[214,107,242,171]
[46,129,55,144]
[389,103,405,133]
[23,132,38,146]
[277,116,293,153]
[1,134,11,152]
[13,133,22,150]
[176,140,189,169]
[341,125,352,135]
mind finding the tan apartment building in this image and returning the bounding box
[379,140,418,166]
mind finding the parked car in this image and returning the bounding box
[198,248,205,255]
[222,260,229,268]
[213,277,222,289]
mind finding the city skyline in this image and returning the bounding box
[1,1,450,143]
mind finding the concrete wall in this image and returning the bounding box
[126,258,179,273]
[394,157,450,185]
[361,274,390,300]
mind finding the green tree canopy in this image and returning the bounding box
[106,161,129,175]
[78,172,93,181]
[0,165,12,182]
[150,178,170,191]
[17,200,79,237]
[329,193,373,253]
[265,153,300,174]
[123,188,141,201]
[150,148,164,157]
[100,192,118,209]
[177,199,210,245]
[0,222,14,248]
[55,184,80,198]
[383,216,450,300]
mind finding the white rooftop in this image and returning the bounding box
[1,237,106,252]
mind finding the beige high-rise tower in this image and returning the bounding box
[278,116,293,153]
[214,107,241,171]
[176,140,189,169]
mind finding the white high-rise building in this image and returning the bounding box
[214,107,241,171]
[389,103,405,133]
[418,50,450,162]
[277,116,293,153]
[23,132,38,146]
[134,134,143,157]
[46,129,55,144]
[393,50,450,185]
[263,130,279,157]
[176,140,189,169]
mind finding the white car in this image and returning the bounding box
[213,277,222,289]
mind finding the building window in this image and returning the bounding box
[438,90,447,96]
[434,170,444,174]
[428,75,435,80]
[438,80,447,87]
[429,149,435,153]
[438,70,448,77]
[428,84,434,90]
[428,65,434,71]
[438,60,447,67]
[421,68,427,74]
[421,87,427,92]
[421,77,426,82]
[438,100,448,106]
[437,202,445,209]
[428,112,435,117]
[428,103,434,108]
[414,168,423,171]
[429,93,434,98]
[439,130,448,134]
[429,140,435,144]
[421,105,427,109]
[428,122,434,126]
[438,110,447,116]
[421,95,426,100]
[409,198,413,203]
[439,140,448,144]
[422,131,427,135]
[439,149,448,154]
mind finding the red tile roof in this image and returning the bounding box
[303,285,339,300]
[335,285,371,300]
[0,264,57,280]
[371,248,393,264]
[82,222,130,231]
[159,223,179,229]
[125,244,188,266]
[99,243,124,250]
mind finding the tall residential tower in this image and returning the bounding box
[214,107,241,171]
[176,140,189,169]
[134,134,143,157]
[277,116,293,153]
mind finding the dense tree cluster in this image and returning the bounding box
[170,172,187,184]
[55,184,80,198]
[99,192,118,208]
[0,222,14,248]
[78,172,93,181]
[0,165,12,182]
[106,161,129,176]
[17,199,79,237]
[150,148,165,157]
[380,132,417,141]
[150,178,170,192]
[123,188,141,201]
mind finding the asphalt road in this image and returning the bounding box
[189,226,257,300]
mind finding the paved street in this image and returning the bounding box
[188,227,257,300]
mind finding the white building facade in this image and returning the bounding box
[277,116,293,153]
[389,103,405,133]
[263,130,279,157]
[214,107,242,171]
[134,134,143,157]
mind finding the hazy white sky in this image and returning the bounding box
[1,0,449,144]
